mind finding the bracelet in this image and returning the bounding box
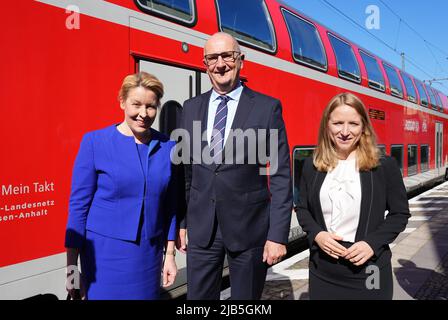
[165,249,176,256]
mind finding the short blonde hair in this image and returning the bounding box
[313,92,380,171]
[118,72,164,104]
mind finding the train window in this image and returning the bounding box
[216,0,276,52]
[328,34,361,83]
[359,51,385,91]
[135,0,196,25]
[438,92,448,113]
[421,145,429,172]
[159,100,183,136]
[400,72,417,103]
[377,144,386,157]
[433,89,443,112]
[390,145,403,172]
[282,9,327,71]
[424,84,437,110]
[382,63,403,98]
[407,144,418,176]
[293,146,315,207]
[414,80,429,107]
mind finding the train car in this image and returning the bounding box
[1,0,447,299]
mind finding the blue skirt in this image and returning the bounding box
[80,219,164,300]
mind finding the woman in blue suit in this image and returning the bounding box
[65,72,177,300]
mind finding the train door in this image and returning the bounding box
[435,122,443,169]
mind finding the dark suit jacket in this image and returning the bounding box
[296,156,410,268]
[179,86,292,251]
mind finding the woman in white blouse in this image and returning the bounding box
[296,92,410,299]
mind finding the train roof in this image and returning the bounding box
[273,0,446,96]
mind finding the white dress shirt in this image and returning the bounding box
[319,158,361,242]
[206,83,243,146]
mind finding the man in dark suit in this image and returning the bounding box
[177,32,292,300]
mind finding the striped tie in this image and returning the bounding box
[210,95,230,163]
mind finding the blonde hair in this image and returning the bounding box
[313,92,380,171]
[118,72,164,104]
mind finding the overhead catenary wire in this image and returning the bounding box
[378,0,448,58]
[318,0,448,91]
[379,0,447,77]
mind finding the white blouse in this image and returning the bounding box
[319,157,361,242]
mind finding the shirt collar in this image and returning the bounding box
[211,82,243,102]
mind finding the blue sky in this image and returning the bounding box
[283,0,448,95]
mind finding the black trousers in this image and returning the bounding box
[186,223,267,300]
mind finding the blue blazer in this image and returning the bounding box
[65,125,177,248]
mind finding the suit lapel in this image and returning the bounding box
[311,169,328,231]
[197,90,214,169]
[355,170,373,241]
[220,87,255,167]
[228,86,255,132]
[199,90,211,152]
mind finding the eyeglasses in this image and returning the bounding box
[204,51,242,66]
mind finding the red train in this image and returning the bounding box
[0,0,446,299]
